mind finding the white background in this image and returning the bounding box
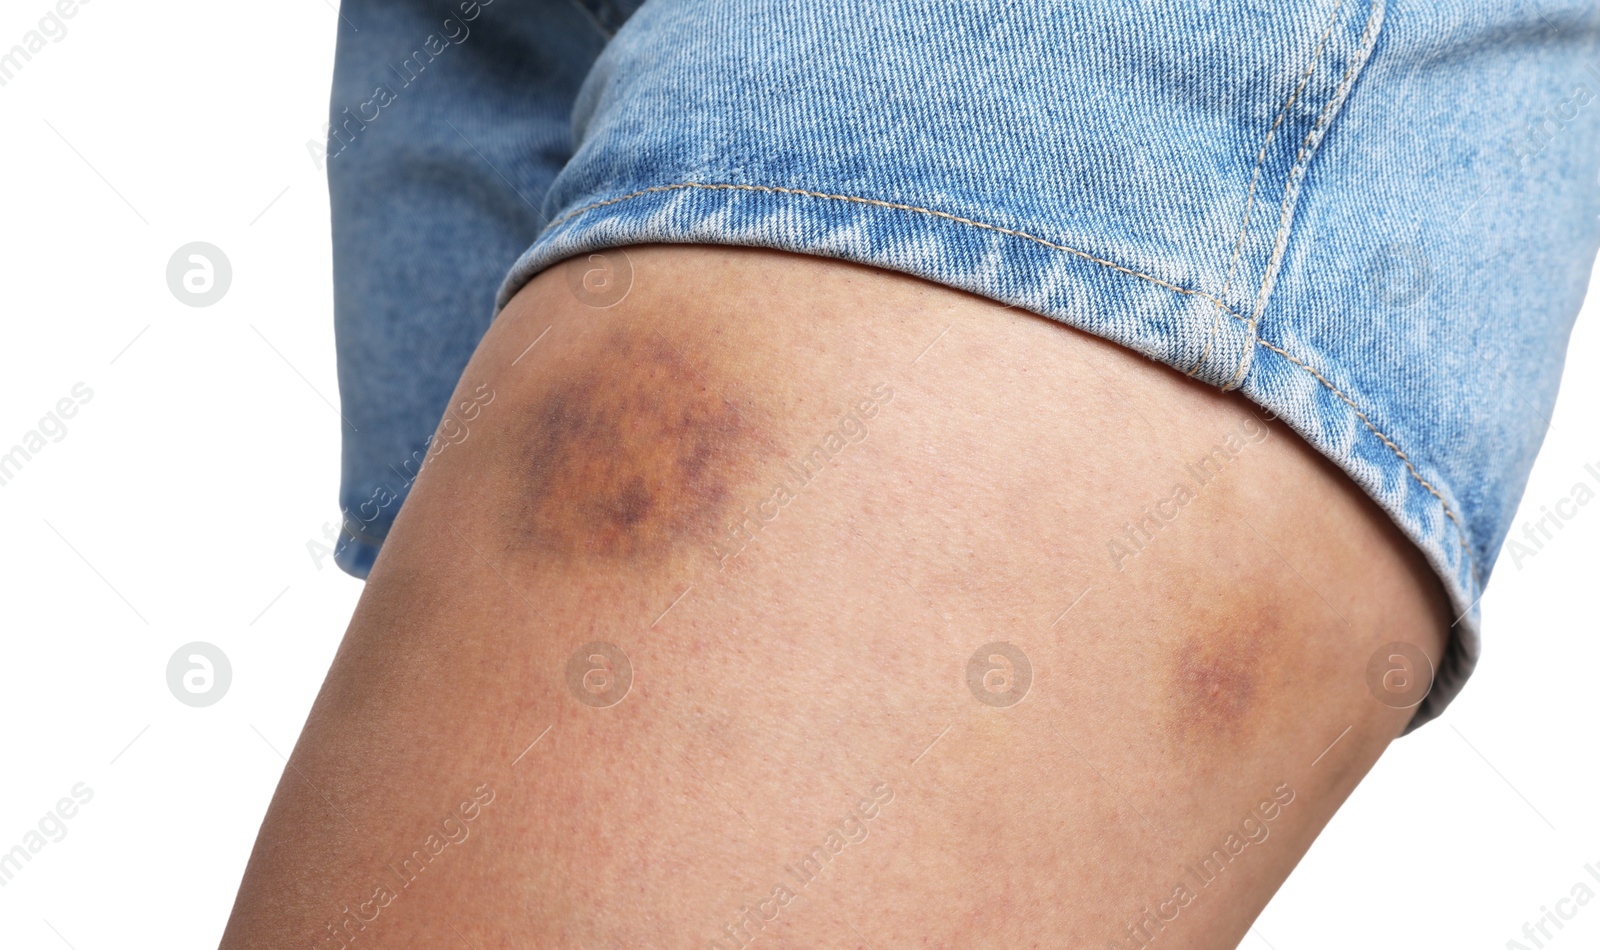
[0,2,1596,948]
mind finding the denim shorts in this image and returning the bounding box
[324,0,1600,728]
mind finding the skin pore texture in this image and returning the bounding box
[220,245,1449,949]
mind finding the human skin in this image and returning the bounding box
[219,245,1448,949]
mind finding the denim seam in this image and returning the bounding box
[542,182,1249,308]
[535,179,1478,583]
[1188,0,1345,380]
[1254,338,1481,588]
[1228,0,1386,389]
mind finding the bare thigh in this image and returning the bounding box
[220,245,1449,949]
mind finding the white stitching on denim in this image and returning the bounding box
[543,181,1242,309]
[1188,0,1345,380]
[537,179,1478,583]
[1228,0,1386,390]
[1256,338,1480,587]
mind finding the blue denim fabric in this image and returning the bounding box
[328,0,1600,728]
[324,0,618,576]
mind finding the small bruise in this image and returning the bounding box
[506,329,773,569]
[1166,611,1284,749]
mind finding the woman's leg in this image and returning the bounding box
[221,245,1447,949]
